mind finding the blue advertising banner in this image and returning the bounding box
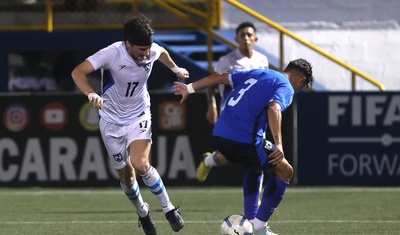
[297,92,400,185]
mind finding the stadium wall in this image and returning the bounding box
[222,0,400,91]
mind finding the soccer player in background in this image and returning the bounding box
[71,14,187,235]
[173,58,313,235]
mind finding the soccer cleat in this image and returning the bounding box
[165,207,184,232]
[253,226,279,235]
[138,207,157,235]
[196,152,213,182]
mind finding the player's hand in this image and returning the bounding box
[88,93,103,109]
[206,105,218,124]
[176,68,189,80]
[172,82,190,104]
[268,144,284,165]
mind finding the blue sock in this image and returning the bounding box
[257,176,289,222]
[243,170,263,220]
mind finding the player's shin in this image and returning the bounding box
[255,176,289,228]
[243,170,263,220]
[141,166,175,213]
[120,180,148,217]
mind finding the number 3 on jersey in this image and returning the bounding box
[227,78,257,106]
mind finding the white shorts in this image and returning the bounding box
[99,110,152,170]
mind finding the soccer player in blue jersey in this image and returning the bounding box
[173,58,313,235]
[198,22,270,184]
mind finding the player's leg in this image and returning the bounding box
[243,170,263,220]
[118,163,157,235]
[99,118,156,235]
[197,151,232,182]
[129,139,184,232]
[253,159,293,235]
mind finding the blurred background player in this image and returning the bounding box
[173,58,314,235]
[8,51,58,92]
[71,14,187,235]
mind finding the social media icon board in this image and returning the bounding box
[3,103,30,132]
[40,102,68,131]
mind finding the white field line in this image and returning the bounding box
[0,220,399,225]
[0,220,400,225]
[1,187,400,196]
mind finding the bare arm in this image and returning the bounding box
[267,101,284,165]
[158,46,189,80]
[205,86,218,124]
[172,72,230,103]
[71,60,103,108]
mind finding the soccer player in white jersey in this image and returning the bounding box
[173,58,314,235]
[71,14,187,235]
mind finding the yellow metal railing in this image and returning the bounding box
[0,0,218,31]
[0,0,385,91]
[224,0,385,91]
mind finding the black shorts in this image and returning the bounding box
[212,136,273,171]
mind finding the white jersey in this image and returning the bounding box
[87,41,162,125]
[214,48,269,111]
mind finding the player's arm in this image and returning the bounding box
[205,86,218,124]
[71,60,103,108]
[158,46,189,80]
[267,101,284,165]
[205,57,228,124]
[172,72,229,104]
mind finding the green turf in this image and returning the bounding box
[0,186,399,234]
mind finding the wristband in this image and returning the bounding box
[170,65,180,74]
[88,93,98,101]
[187,83,195,94]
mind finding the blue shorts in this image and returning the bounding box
[212,136,274,171]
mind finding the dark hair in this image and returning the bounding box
[123,14,154,46]
[235,22,257,35]
[284,58,314,88]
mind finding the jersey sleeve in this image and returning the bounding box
[87,44,116,71]
[269,84,294,111]
[151,42,162,61]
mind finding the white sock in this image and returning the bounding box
[120,180,148,217]
[141,166,175,213]
[252,218,268,231]
[204,151,218,167]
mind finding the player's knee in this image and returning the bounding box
[275,160,293,182]
[132,161,151,175]
[215,152,229,166]
[118,166,135,186]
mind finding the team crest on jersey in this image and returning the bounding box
[113,153,123,162]
[144,63,151,72]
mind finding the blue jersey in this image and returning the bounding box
[212,69,294,144]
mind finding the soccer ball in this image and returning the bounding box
[220,214,253,235]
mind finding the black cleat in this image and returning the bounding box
[138,209,157,235]
[165,207,184,232]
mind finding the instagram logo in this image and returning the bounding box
[3,103,30,132]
